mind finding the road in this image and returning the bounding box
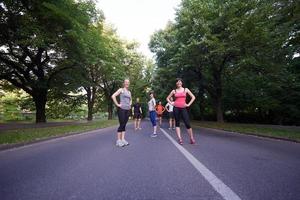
[0,120,299,200]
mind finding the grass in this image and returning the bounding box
[0,120,118,145]
[0,119,79,123]
[192,121,300,142]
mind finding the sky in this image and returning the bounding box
[96,0,181,59]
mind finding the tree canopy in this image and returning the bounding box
[149,0,300,125]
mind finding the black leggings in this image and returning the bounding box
[117,108,130,132]
[173,107,191,129]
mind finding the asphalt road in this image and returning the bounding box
[0,120,299,200]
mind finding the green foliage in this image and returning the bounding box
[0,0,101,122]
[0,0,150,122]
[0,90,34,121]
[149,0,300,125]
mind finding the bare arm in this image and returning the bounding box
[165,103,170,112]
[111,88,122,107]
[185,88,196,107]
[166,90,175,105]
[139,107,143,114]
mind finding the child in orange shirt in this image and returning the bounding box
[155,101,165,126]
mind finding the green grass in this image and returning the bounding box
[0,120,118,145]
[0,119,79,123]
[192,121,300,142]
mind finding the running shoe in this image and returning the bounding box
[168,127,172,130]
[190,138,196,144]
[178,138,183,145]
[116,140,125,147]
[151,133,158,138]
[173,127,176,130]
[122,139,129,146]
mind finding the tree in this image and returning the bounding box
[0,0,98,123]
[79,22,105,121]
[149,0,300,124]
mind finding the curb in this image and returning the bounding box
[0,124,121,152]
[193,125,300,143]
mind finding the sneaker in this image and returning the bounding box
[190,138,196,144]
[122,139,129,146]
[173,127,176,130]
[116,140,125,147]
[168,127,172,130]
[138,127,142,130]
[178,138,183,145]
[190,139,196,144]
[151,133,158,138]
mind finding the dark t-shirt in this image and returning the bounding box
[133,103,141,113]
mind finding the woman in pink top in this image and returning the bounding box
[166,78,196,145]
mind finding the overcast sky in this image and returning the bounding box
[96,0,181,59]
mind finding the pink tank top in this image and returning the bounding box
[174,89,186,108]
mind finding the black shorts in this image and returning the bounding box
[133,113,142,119]
[169,112,174,119]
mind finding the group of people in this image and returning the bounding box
[111,78,196,147]
[132,97,174,130]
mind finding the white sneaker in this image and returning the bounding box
[122,139,129,146]
[168,127,171,130]
[116,140,125,147]
[151,133,157,138]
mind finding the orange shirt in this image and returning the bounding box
[155,105,165,114]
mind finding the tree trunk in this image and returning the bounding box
[86,87,96,121]
[108,101,113,120]
[213,70,224,123]
[33,90,47,123]
[215,95,224,122]
[86,88,93,121]
[198,73,205,121]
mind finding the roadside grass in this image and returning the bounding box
[192,121,300,142]
[0,119,77,123]
[0,120,118,145]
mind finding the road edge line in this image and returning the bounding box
[160,128,242,200]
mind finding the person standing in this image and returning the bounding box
[132,97,142,130]
[166,78,196,145]
[165,97,175,130]
[148,91,157,137]
[111,79,132,147]
[155,101,165,126]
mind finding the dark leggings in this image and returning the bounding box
[173,107,191,129]
[117,108,130,132]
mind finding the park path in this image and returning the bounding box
[0,120,299,200]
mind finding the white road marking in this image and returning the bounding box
[160,128,242,200]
